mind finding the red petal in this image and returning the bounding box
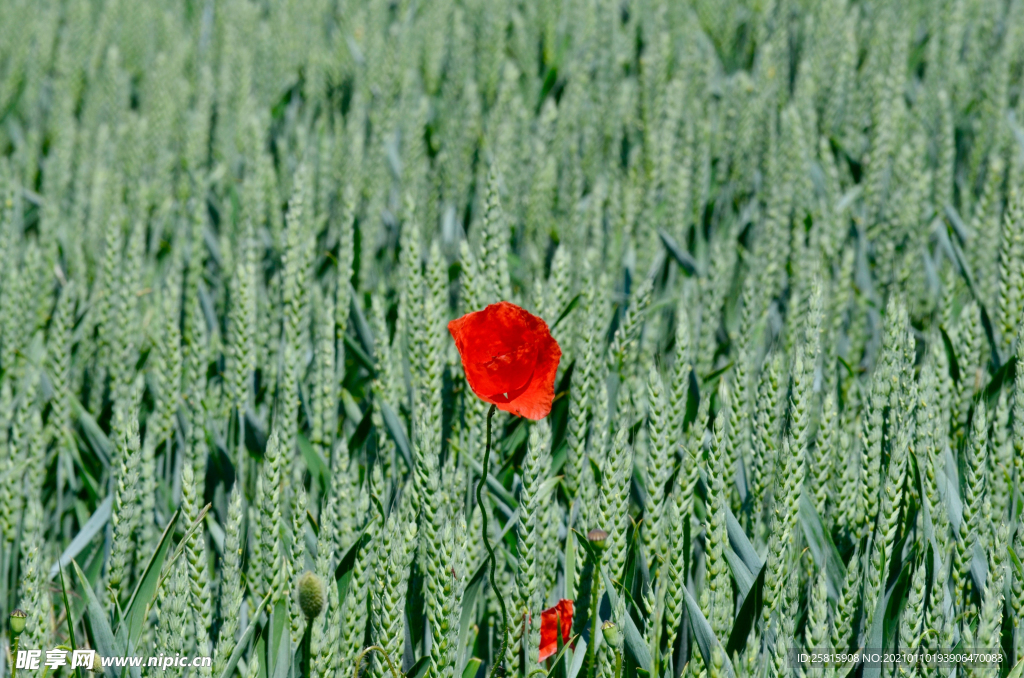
[504,331,560,419]
[448,302,562,421]
[538,600,574,662]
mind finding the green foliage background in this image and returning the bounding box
[0,0,1022,677]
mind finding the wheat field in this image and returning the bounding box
[0,1,1022,678]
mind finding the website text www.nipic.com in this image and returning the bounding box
[16,649,213,671]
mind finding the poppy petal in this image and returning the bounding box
[471,339,540,396]
[448,302,533,363]
[448,301,562,421]
[538,599,574,662]
[505,332,560,419]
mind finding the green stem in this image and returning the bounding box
[587,573,602,678]
[613,650,622,678]
[650,604,661,678]
[477,404,508,678]
[11,636,18,678]
[301,623,312,678]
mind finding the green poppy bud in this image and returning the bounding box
[9,609,26,636]
[79,650,103,672]
[297,571,326,620]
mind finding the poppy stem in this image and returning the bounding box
[477,404,508,678]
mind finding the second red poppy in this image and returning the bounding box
[538,599,574,661]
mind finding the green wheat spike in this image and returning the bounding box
[859,361,886,542]
[372,515,416,678]
[424,239,448,435]
[278,163,313,458]
[340,491,378,670]
[761,510,792,637]
[977,523,1008,658]
[669,293,694,449]
[998,187,1024,355]
[565,348,590,500]
[1010,524,1023,659]
[479,165,512,305]
[107,397,142,612]
[182,459,213,640]
[957,398,988,600]
[19,498,52,651]
[805,568,830,653]
[899,553,926,654]
[228,218,259,441]
[289,471,309,647]
[599,425,634,582]
[705,407,731,640]
[990,390,1013,524]
[516,420,550,626]
[213,488,246,677]
[610,277,653,378]
[864,419,909,635]
[811,391,837,520]
[643,362,672,572]
[311,283,336,461]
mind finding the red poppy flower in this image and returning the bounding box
[448,301,562,420]
[538,599,574,661]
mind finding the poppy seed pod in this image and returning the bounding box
[9,609,26,636]
[601,621,620,647]
[297,571,326,620]
[586,529,608,550]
